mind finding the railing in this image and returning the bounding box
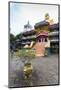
[48,31,59,36]
[22,35,36,39]
[50,39,59,42]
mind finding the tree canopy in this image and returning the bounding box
[10,33,15,44]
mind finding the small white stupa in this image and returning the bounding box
[24,21,32,32]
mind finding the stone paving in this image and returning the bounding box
[9,54,59,87]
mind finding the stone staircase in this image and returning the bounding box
[33,42,45,57]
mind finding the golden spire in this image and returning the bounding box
[45,13,54,25]
[45,13,50,21]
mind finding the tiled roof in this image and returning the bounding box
[22,30,36,36]
[49,23,59,29]
[34,20,49,28]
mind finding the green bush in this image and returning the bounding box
[19,49,35,61]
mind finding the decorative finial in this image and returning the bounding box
[45,13,50,20]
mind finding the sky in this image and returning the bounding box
[10,2,59,36]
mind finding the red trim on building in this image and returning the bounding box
[36,32,48,37]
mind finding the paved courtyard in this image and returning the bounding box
[9,53,59,88]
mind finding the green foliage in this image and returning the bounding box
[10,33,23,44]
[15,34,23,41]
[15,49,35,60]
[19,49,35,60]
[10,33,15,44]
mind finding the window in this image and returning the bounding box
[39,39,41,42]
[45,38,47,42]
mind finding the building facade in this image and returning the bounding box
[34,20,50,56]
[15,21,59,56]
[20,21,36,48]
[48,23,59,54]
[20,20,50,56]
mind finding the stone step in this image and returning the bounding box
[33,42,45,56]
